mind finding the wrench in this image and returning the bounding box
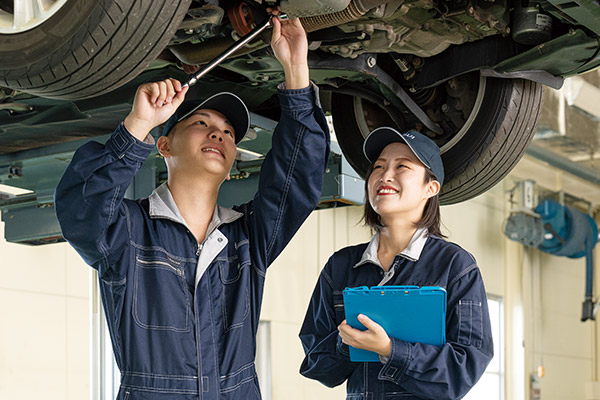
[182,13,288,88]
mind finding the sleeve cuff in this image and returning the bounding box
[378,337,411,383]
[277,81,322,112]
[106,123,155,162]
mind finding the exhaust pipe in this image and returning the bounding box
[299,0,390,32]
[169,0,389,65]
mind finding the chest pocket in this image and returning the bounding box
[133,248,191,332]
[218,240,251,331]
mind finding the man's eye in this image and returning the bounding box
[224,130,233,136]
[397,164,407,169]
[373,165,383,169]
[196,120,207,126]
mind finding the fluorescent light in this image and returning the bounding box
[0,183,34,197]
[236,148,263,161]
[564,77,600,120]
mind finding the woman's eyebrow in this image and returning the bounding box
[376,156,413,163]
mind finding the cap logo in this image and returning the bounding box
[403,133,415,140]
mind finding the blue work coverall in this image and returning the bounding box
[55,84,329,400]
[299,231,494,400]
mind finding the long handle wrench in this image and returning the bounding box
[182,13,287,88]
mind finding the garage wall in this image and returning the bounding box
[0,221,90,400]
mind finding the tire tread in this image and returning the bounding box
[0,0,192,99]
[440,78,543,204]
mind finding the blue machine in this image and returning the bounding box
[504,199,599,321]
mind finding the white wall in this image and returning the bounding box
[0,219,90,399]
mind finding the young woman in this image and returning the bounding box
[299,127,493,400]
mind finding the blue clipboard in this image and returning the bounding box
[343,285,447,362]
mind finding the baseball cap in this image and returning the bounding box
[363,127,445,187]
[161,92,250,144]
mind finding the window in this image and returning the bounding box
[90,271,120,400]
[463,296,504,400]
[256,321,272,400]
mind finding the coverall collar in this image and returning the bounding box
[354,227,429,269]
[148,182,243,235]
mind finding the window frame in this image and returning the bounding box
[463,294,505,400]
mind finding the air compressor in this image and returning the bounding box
[504,182,599,321]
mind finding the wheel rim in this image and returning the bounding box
[352,97,397,139]
[439,74,486,154]
[0,0,69,34]
[351,73,487,154]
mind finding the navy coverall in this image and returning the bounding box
[55,84,329,399]
[300,230,494,400]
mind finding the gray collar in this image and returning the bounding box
[353,227,429,269]
[148,182,243,236]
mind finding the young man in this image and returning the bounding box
[55,15,329,400]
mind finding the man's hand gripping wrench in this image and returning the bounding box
[182,13,288,88]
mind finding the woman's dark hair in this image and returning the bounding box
[362,163,446,238]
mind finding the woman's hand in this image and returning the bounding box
[269,9,309,89]
[338,315,392,358]
[124,78,188,141]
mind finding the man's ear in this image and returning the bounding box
[425,179,441,199]
[157,136,171,158]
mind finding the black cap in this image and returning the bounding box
[161,92,250,144]
[363,127,445,187]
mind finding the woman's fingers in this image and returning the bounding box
[338,315,390,354]
[357,314,381,332]
[338,320,361,346]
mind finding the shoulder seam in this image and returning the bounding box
[448,264,479,288]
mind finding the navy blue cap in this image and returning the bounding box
[363,127,445,187]
[161,92,250,144]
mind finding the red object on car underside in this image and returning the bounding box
[228,2,255,36]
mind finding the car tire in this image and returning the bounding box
[330,76,543,205]
[0,0,191,100]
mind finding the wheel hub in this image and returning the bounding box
[0,0,68,34]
